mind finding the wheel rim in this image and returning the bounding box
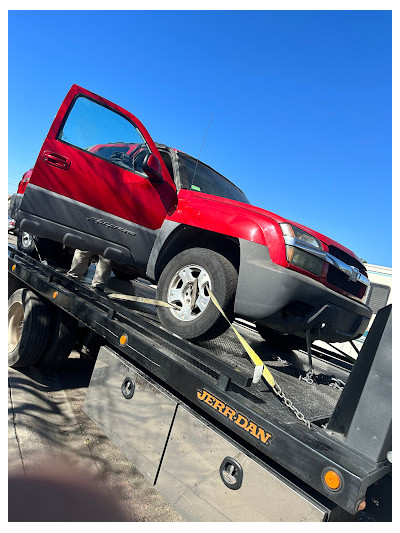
[8,301,24,352]
[21,232,33,248]
[167,264,211,322]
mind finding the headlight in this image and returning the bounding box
[280,223,322,249]
[280,223,324,276]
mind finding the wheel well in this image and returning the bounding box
[154,226,240,282]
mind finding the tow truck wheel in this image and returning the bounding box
[37,308,78,368]
[8,288,52,368]
[256,324,307,351]
[156,248,237,341]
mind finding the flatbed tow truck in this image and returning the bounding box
[8,244,392,522]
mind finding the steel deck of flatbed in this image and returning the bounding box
[8,245,391,515]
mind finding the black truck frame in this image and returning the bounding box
[8,245,392,521]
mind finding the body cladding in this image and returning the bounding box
[87,216,137,236]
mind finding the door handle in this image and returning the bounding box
[43,150,71,170]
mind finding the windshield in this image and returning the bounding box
[178,153,250,204]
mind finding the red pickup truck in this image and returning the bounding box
[15,84,372,344]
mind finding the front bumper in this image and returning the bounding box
[235,240,372,343]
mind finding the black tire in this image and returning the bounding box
[156,248,238,341]
[8,288,52,368]
[80,330,104,362]
[256,324,307,351]
[37,308,78,368]
[112,266,137,281]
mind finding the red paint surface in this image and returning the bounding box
[167,189,288,265]
[29,85,177,230]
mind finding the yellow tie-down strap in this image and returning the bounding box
[106,287,310,426]
[106,288,276,388]
[208,289,313,428]
[106,288,275,388]
[208,289,276,388]
[106,292,178,309]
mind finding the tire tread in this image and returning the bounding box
[8,288,52,368]
[157,247,238,341]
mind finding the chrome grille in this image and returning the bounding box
[327,267,366,298]
[328,246,367,274]
[327,246,367,299]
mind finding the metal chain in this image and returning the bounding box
[299,370,345,390]
[299,369,315,384]
[272,383,312,429]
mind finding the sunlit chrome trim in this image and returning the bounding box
[284,236,370,287]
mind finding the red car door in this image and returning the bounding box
[19,85,177,268]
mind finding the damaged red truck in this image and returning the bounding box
[14,84,372,345]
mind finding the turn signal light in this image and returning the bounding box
[12,264,16,271]
[53,291,58,299]
[323,470,341,491]
[120,334,128,345]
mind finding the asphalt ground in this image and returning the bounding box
[8,354,184,522]
[8,233,183,522]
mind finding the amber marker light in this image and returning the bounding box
[12,264,16,271]
[120,334,128,345]
[53,291,58,299]
[323,470,342,491]
[357,500,367,512]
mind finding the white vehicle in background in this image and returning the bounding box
[316,263,392,360]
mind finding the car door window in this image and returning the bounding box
[58,95,148,172]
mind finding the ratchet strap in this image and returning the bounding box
[208,289,276,388]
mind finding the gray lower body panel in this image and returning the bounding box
[18,184,158,269]
[235,240,372,343]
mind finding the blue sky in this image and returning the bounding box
[8,10,392,266]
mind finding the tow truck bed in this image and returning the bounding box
[8,245,392,521]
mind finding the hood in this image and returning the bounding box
[189,191,363,263]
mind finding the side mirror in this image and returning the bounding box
[142,153,163,183]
